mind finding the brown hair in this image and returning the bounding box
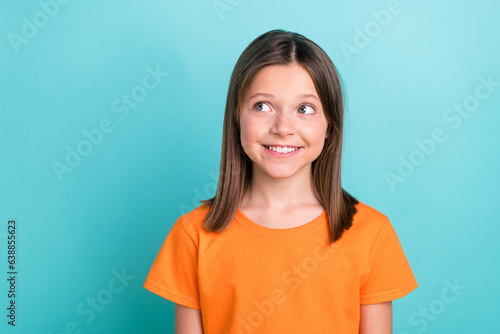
[201,29,358,243]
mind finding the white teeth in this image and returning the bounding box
[266,146,299,154]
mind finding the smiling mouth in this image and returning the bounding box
[263,145,301,154]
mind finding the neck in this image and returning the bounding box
[241,164,321,210]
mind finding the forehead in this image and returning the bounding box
[243,63,319,99]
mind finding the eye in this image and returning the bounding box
[254,102,271,112]
[298,105,315,115]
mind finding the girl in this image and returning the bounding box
[144,29,417,333]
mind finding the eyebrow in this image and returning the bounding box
[247,92,320,102]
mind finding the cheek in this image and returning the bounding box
[307,124,328,142]
[239,117,259,146]
[239,120,248,144]
[305,125,329,155]
[239,121,254,154]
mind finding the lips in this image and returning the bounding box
[263,145,301,154]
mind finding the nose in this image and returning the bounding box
[270,110,295,136]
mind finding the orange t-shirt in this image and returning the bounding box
[144,201,418,333]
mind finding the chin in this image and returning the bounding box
[263,169,300,180]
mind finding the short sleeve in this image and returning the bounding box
[360,220,418,304]
[144,218,201,310]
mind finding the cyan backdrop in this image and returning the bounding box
[1,0,499,333]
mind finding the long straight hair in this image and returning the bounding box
[201,29,358,244]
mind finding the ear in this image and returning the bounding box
[325,125,332,139]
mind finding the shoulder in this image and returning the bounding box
[339,200,403,257]
[349,200,392,237]
[353,201,390,223]
[175,204,212,239]
[178,204,211,225]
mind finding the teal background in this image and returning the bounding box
[1,0,499,333]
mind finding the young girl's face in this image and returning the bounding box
[239,63,329,181]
